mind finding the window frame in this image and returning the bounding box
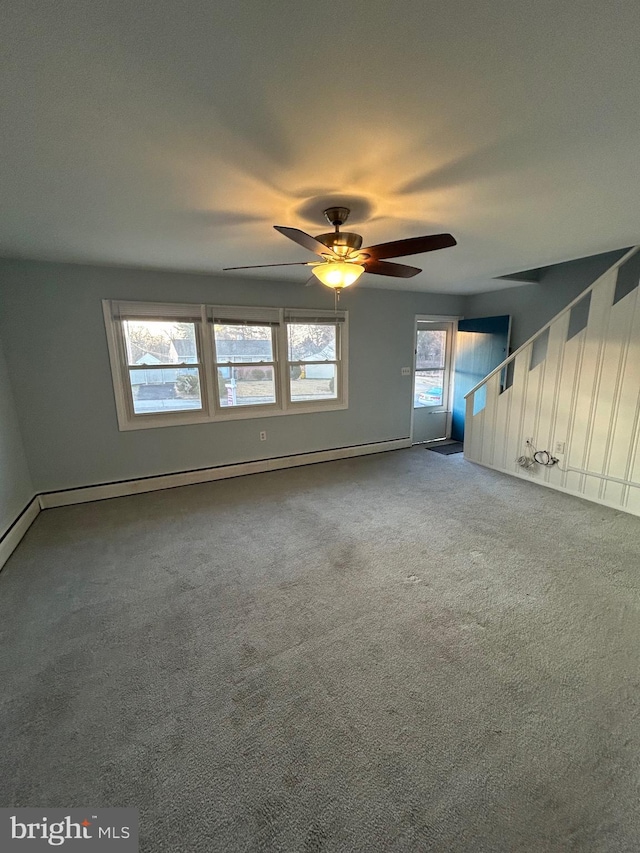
[413,320,455,414]
[284,309,348,410]
[103,300,348,430]
[210,314,281,415]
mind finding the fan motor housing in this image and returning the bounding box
[314,231,363,254]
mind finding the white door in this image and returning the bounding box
[411,317,456,443]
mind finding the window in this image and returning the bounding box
[103,301,347,430]
[123,319,203,414]
[285,313,344,404]
[414,323,450,409]
[211,306,281,410]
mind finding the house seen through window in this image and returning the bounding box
[213,323,277,408]
[123,320,202,414]
[104,302,348,430]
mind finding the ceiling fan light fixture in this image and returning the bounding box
[224,211,456,285]
[312,261,365,290]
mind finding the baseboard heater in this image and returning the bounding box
[0,438,411,571]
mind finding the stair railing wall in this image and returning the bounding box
[463,246,640,516]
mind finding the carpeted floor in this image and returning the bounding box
[1,448,640,852]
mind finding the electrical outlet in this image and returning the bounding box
[259,430,267,441]
[401,367,411,376]
[555,441,565,454]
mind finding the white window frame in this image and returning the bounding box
[208,306,282,418]
[413,318,456,414]
[103,300,348,430]
[284,309,348,410]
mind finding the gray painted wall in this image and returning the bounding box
[0,259,464,492]
[0,248,628,503]
[0,331,34,535]
[464,249,628,351]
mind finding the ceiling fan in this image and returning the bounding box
[223,207,457,291]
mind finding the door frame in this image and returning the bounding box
[410,314,460,444]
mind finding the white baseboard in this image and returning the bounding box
[465,454,640,519]
[0,497,41,572]
[40,439,412,509]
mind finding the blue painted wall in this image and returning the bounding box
[452,316,510,442]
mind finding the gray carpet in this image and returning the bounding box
[1,448,640,852]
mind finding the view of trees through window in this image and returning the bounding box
[287,323,337,401]
[287,323,336,361]
[124,321,195,364]
[415,328,447,408]
[416,328,445,370]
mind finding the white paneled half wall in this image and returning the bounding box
[464,247,640,517]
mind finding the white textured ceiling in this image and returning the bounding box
[2,1,639,293]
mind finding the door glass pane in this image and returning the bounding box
[290,365,337,401]
[287,324,336,361]
[123,321,198,366]
[416,329,446,370]
[214,324,273,363]
[414,369,444,407]
[130,367,202,413]
[218,365,276,407]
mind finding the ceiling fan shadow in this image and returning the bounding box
[180,210,267,228]
[395,134,538,195]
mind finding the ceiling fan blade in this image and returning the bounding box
[364,259,422,278]
[362,233,457,260]
[274,225,331,257]
[222,261,311,271]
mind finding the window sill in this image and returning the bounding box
[117,400,348,430]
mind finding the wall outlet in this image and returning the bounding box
[401,367,411,376]
[259,430,267,441]
[555,441,565,454]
